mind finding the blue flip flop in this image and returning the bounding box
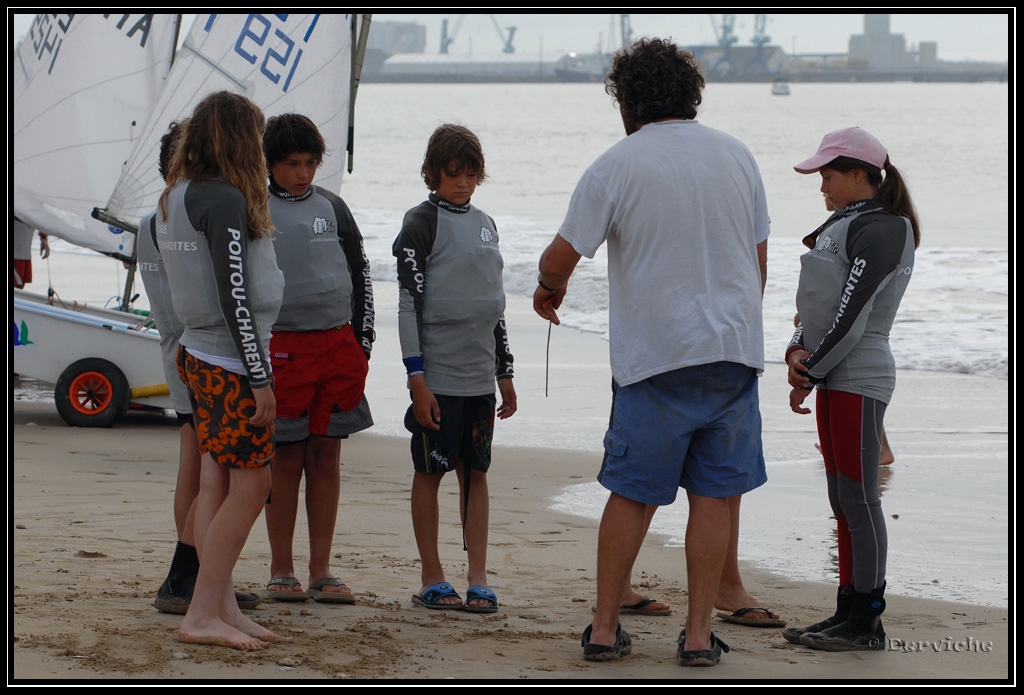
[412,582,463,610]
[464,585,499,614]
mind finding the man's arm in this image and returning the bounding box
[533,234,582,324]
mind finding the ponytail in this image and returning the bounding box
[829,156,921,249]
[879,162,920,249]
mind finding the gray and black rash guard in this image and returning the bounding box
[268,182,375,354]
[393,193,513,397]
[787,199,915,403]
[160,179,284,387]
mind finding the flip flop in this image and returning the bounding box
[308,577,356,604]
[716,606,787,627]
[620,596,673,616]
[581,623,632,662]
[412,582,463,610]
[591,596,673,616]
[464,585,499,614]
[260,576,308,602]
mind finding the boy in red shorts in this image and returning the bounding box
[260,114,375,603]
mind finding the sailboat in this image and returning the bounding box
[13,13,372,427]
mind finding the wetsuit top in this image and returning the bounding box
[268,182,374,354]
[787,198,915,404]
[393,193,513,397]
[160,179,284,387]
[138,211,185,345]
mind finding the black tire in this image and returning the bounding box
[54,358,131,428]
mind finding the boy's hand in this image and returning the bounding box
[410,377,441,430]
[496,378,517,419]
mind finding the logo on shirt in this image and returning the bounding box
[480,226,498,244]
[815,234,840,255]
[311,216,336,236]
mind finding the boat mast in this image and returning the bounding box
[114,12,182,313]
[348,14,371,174]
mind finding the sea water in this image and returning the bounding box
[17,81,1009,607]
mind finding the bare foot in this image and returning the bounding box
[714,585,766,616]
[621,588,672,613]
[178,617,268,651]
[224,612,292,644]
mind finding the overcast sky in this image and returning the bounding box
[10,12,1011,63]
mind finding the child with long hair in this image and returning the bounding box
[786,126,919,651]
[158,91,288,650]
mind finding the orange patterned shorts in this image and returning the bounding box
[176,347,275,469]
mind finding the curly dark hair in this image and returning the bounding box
[157,119,188,183]
[421,123,487,191]
[605,37,705,127]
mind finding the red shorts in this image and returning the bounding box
[270,324,369,442]
[13,259,32,287]
[176,347,275,469]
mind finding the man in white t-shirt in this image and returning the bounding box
[534,37,772,667]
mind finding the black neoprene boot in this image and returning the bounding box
[781,584,853,644]
[800,584,886,651]
[153,541,200,614]
[154,542,261,613]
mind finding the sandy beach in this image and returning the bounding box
[11,288,1010,682]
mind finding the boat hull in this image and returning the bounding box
[13,289,173,425]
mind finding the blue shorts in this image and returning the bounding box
[597,362,766,505]
[405,393,496,475]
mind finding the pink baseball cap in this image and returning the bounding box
[794,126,888,174]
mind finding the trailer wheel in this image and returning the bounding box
[54,358,131,428]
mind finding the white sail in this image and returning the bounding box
[12,13,179,257]
[105,13,356,231]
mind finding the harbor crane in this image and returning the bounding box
[490,15,516,53]
[745,13,773,75]
[440,14,516,53]
[708,13,737,76]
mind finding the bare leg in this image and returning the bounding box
[879,429,895,466]
[681,492,730,652]
[411,471,460,605]
[455,464,490,605]
[618,504,671,612]
[180,456,278,650]
[713,495,777,617]
[175,422,201,544]
[263,441,306,595]
[589,493,647,647]
[305,436,350,596]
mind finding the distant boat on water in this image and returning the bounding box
[771,77,791,95]
[552,52,612,83]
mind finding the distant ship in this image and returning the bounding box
[771,77,790,95]
[552,52,612,83]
